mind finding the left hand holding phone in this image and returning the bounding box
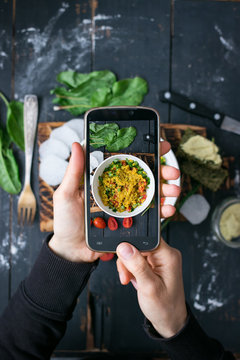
[49,142,102,263]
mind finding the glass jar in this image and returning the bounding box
[211,197,240,248]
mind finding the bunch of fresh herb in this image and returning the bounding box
[90,122,137,152]
[51,70,148,115]
[0,92,24,194]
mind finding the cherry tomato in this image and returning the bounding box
[123,217,133,228]
[100,253,115,262]
[108,217,118,231]
[90,218,93,226]
[93,217,106,229]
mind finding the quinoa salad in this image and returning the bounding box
[98,159,150,213]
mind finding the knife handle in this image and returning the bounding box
[160,91,224,127]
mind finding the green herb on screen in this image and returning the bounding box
[90,122,137,151]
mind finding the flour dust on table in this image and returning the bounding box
[214,25,235,52]
[192,231,233,313]
[0,232,27,271]
[0,29,10,70]
[15,2,91,98]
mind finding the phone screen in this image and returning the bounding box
[84,107,160,252]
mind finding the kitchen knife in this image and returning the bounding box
[160,90,240,136]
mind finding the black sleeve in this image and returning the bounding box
[0,236,98,360]
[144,304,235,360]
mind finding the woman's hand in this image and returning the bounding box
[116,239,187,339]
[49,142,101,263]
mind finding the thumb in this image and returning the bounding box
[59,142,85,196]
[116,242,155,287]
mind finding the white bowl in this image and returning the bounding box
[92,154,155,218]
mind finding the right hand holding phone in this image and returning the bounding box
[116,239,188,338]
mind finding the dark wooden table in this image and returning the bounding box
[1,0,240,358]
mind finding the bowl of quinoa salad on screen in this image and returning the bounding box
[92,154,155,218]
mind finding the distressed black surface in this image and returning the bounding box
[169,0,240,353]
[0,0,240,357]
[0,0,13,311]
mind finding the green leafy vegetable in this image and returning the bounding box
[51,70,148,115]
[0,92,24,150]
[106,127,137,152]
[0,92,24,194]
[107,77,148,106]
[90,123,119,133]
[56,70,116,89]
[90,123,119,149]
[89,122,137,151]
[0,128,21,194]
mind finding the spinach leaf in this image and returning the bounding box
[1,128,11,149]
[90,123,119,133]
[89,122,137,151]
[51,70,117,115]
[106,127,137,152]
[51,70,148,115]
[7,101,24,150]
[0,92,24,150]
[90,131,116,149]
[90,123,119,149]
[107,77,148,106]
[57,70,116,89]
[0,128,21,194]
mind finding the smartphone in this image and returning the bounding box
[84,106,160,253]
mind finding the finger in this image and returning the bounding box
[141,237,170,259]
[161,165,180,180]
[131,278,138,290]
[161,183,181,198]
[59,142,84,196]
[116,258,133,285]
[161,204,176,218]
[142,237,175,266]
[116,242,156,286]
[160,141,171,156]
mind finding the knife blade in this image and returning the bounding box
[160,90,240,136]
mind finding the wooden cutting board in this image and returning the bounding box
[37,123,231,232]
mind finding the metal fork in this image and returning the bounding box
[18,95,38,225]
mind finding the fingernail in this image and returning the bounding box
[117,243,134,260]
